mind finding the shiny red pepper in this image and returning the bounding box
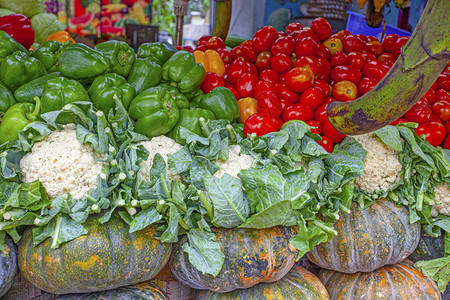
[244,113,283,137]
[0,14,34,49]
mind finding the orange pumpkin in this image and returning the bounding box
[307,199,420,273]
[319,260,441,300]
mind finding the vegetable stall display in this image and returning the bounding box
[0,8,450,299]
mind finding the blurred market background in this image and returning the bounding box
[0,0,427,49]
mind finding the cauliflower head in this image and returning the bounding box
[20,124,107,200]
[214,145,256,178]
[431,183,450,217]
[352,133,403,194]
[139,135,183,181]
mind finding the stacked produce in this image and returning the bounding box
[0,10,449,300]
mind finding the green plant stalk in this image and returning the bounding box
[211,0,232,42]
[326,0,450,135]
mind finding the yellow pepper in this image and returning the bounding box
[46,31,76,44]
[193,49,225,77]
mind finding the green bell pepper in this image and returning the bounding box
[58,43,110,83]
[31,40,67,72]
[168,108,216,144]
[0,97,40,145]
[0,50,47,92]
[88,73,135,114]
[128,86,180,138]
[41,77,90,124]
[137,42,177,66]
[189,89,205,108]
[0,30,27,65]
[158,83,190,109]
[14,72,63,103]
[161,50,205,94]
[95,40,135,78]
[0,81,16,115]
[127,58,162,95]
[197,87,239,123]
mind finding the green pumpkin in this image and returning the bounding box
[196,265,330,300]
[307,199,420,273]
[18,213,172,294]
[0,239,18,297]
[55,282,168,300]
[319,260,441,300]
[170,226,299,293]
[409,231,445,262]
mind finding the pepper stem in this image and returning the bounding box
[27,96,41,122]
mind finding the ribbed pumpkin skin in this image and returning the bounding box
[319,260,441,300]
[0,239,18,297]
[170,226,299,293]
[307,199,420,273]
[196,265,329,300]
[18,213,172,294]
[409,231,444,262]
[55,282,168,300]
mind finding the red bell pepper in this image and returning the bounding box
[244,113,283,137]
[0,14,34,49]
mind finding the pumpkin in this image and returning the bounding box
[0,239,18,297]
[18,213,172,294]
[196,265,330,300]
[307,199,420,273]
[409,231,445,262]
[170,226,299,293]
[54,282,168,300]
[319,260,441,300]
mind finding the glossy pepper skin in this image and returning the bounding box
[14,72,63,103]
[31,40,68,72]
[0,96,40,145]
[57,43,110,83]
[168,108,216,144]
[88,73,135,114]
[137,42,177,66]
[0,14,34,49]
[197,87,239,123]
[128,58,162,94]
[0,81,16,114]
[0,51,47,92]
[162,50,205,94]
[128,86,180,138]
[188,89,205,107]
[41,77,90,124]
[95,40,135,78]
[0,30,27,65]
[157,83,190,109]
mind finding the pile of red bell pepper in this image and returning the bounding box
[188,17,450,151]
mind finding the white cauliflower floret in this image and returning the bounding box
[139,136,183,181]
[20,124,107,200]
[214,145,256,178]
[431,184,450,217]
[352,133,403,194]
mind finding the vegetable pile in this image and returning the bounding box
[0,13,450,299]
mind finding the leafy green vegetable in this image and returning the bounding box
[30,13,65,44]
[415,256,450,293]
[0,0,43,17]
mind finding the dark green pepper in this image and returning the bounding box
[0,30,27,65]
[41,77,90,124]
[95,40,135,78]
[14,72,63,103]
[168,108,216,144]
[162,50,205,95]
[31,40,67,72]
[58,43,110,83]
[128,86,180,138]
[188,89,205,108]
[128,58,162,95]
[198,87,239,123]
[0,97,40,145]
[137,42,177,66]
[0,81,16,115]
[0,51,47,92]
[158,83,190,109]
[88,73,135,114]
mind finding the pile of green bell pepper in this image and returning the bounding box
[0,51,47,92]
[95,40,135,78]
[88,73,135,113]
[31,40,67,72]
[162,50,205,95]
[128,86,180,138]
[137,42,177,66]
